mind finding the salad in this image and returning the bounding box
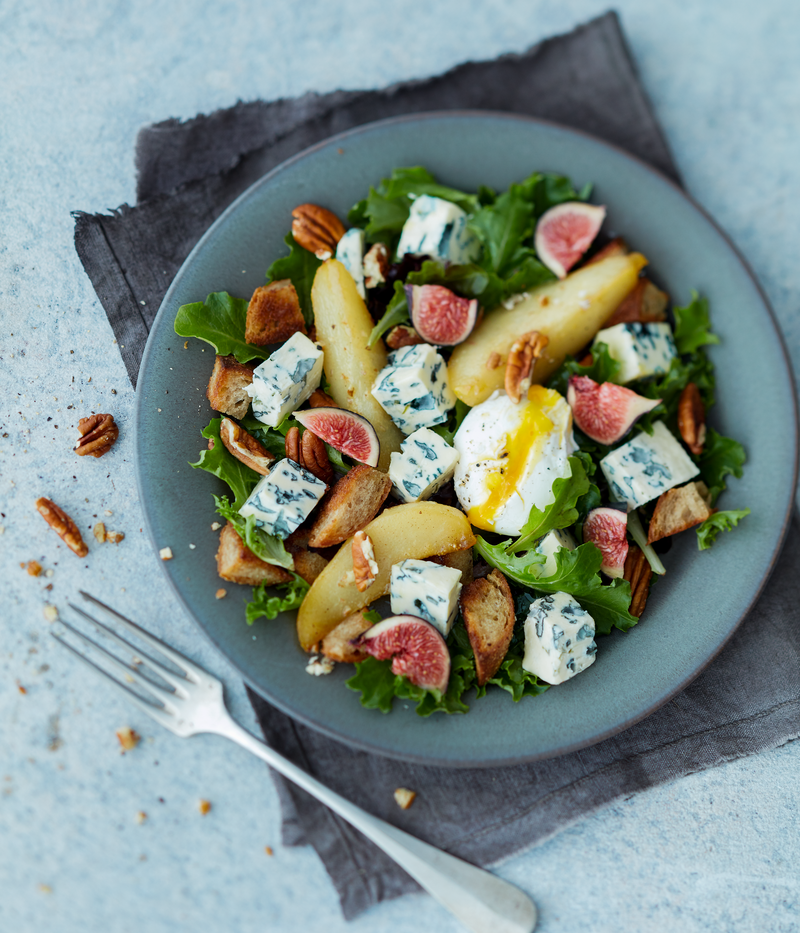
[174,166,749,716]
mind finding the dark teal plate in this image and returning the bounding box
[135,113,797,767]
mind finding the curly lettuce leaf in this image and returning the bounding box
[213,495,294,569]
[265,233,322,325]
[191,418,260,509]
[475,540,637,635]
[246,574,310,624]
[546,341,623,396]
[696,509,750,550]
[174,292,266,364]
[697,428,747,505]
[673,291,720,355]
[507,456,591,553]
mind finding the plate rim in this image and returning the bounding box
[135,109,799,768]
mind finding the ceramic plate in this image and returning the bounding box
[135,113,797,767]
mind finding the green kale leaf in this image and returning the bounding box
[174,292,267,364]
[696,508,750,550]
[265,233,322,325]
[474,540,637,635]
[673,291,720,355]
[697,428,747,504]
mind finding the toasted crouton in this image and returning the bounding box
[605,277,668,327]
[307,463,393,548]
[460,569,515,686]
[216,522,293,586]
[585,236,629,265]
[320,609,374,663]
[245,280,306,346]
[206,355,255,419]
[429,546,474,585]
[648,481,713,544]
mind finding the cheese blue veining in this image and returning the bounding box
[522,591,597,685]
[246,332,324,427]
[239,458,327,539]
[593,321,676,384]
[389,427,460,503]
[371,343,456,434]
[390,558,462,637]
[396,195,480,265]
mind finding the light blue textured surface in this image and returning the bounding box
[1,2,798,932]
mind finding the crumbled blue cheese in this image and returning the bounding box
[389,427,460,503]
[396,195,480,265]
[335,228,366,299]
[246,332,324,427]
[239,458,327,538]
[305,655,335,676]
[363,242,389,288]
[522,591,597,685]
[533,528,576,577]
[599,420,700,510]
[372,344,456,434]
[593,322,676,384]
[390,558,462,637]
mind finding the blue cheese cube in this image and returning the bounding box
[372,344,456,434]
[335,228,366,299]
[522,591,597,685]
[599,420,700,510]
[533,528,576,577]
[396,195,480,265]
[239,458,326,539]
[592,322,676,384]
[246,332,324,427]
[389,427,460,503]
[390,559,463,637]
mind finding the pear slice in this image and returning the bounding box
[311,259,404,472]
[296,501,476,651]
[448,252,648,407]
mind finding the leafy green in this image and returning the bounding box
[696,509,750,550]
[546,342,623,396]
[265,233,322,325]
[246,574,310,624]
[633,350,716,432]
[469,184,539,278]
[174,292,267,364]
[507,456,591,553]
[191,418,260,509]
[475,540,637,635]
[407,260,506,311]
[213,496,294,569]
[431,399,471,446]
[381,166,479,213]
[363,609,382,624]
[367,282,409,348]
[697,428,747,505]
[485,651,550,702]
[673,291,720,355]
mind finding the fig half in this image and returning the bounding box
[567,376,661,445]
[355,614,451,693]
[534,201,606,279]
[583,506,629,579]
[293,407,380,467]
[406,283,478,346]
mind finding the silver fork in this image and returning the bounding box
[52,592,537,933]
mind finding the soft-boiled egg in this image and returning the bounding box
[452,386,576,536]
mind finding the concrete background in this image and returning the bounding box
[1,2,798,931]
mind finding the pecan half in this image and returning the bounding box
[351,530,378,592]
[74,413,118,458]
[385,325,424,350]
[219,417,274,475]
[308,388,339,409]
[623,545,652,618]
[504,331,549,404]
[35,497,89,557]
[291,204,346,259]
[285,427,333,484]
[678,382,706,456]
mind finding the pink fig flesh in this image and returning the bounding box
[567,376,661,445]
[583,507,629,578]
[534,202,607,279]
[405,283,478,346]
[293,407,380,467]
[357,615,451,693]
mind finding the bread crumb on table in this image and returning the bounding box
[159,547,173,560]
[136,811,147,825]
[215,588,227,599]
[393,788,417,810]
[264,846,274,856]
[116,726,140,752]
[198,799,212,815]
[43,604,58,623]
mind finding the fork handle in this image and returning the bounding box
[213,716,536,933]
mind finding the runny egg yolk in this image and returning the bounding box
[467,385,564,531]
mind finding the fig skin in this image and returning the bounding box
[567,376,661,445]
[583,507,629,578]
[356,615,451,693]
[406,283,478,346]
[293,407,380,467]
[534,202,607,279]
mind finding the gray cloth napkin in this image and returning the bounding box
[72,11,800,920]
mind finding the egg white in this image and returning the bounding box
[452,387,576,536]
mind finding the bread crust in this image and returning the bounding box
[320,610,374,662]
[648,481,713,544]
[245,280,306,346]
[206,355,255,419]
[215,522,293,586]
[307,463,393,548]
[459,568,515,686]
